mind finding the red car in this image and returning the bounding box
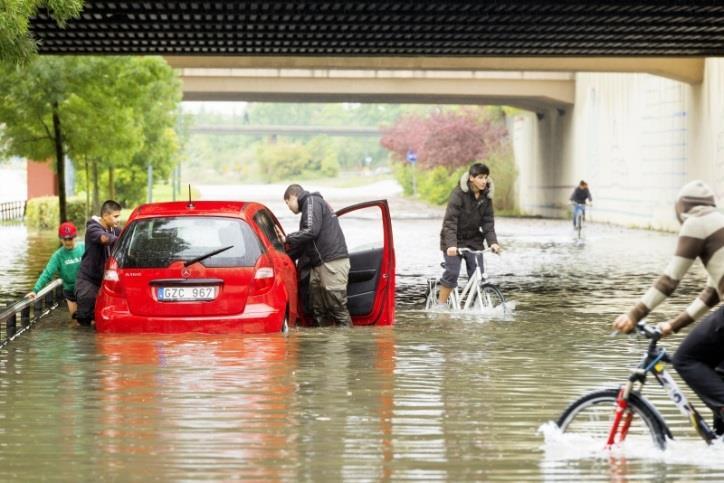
[95,200,395,333]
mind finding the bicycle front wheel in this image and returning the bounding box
[478,283,506,314]
[557,389,669,450]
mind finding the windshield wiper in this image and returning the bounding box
[184,245,234,267]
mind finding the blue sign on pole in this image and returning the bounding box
[406,149,417,164]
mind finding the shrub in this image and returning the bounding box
[392,162,414,196]
[484,147,518,212]
[418,166,464,205]
[25,196,87,230]
[319,155,340,177]
[255,142,310,182]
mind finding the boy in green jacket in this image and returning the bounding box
[26,222,85,317]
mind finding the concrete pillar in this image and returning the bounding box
[513,58,724,231]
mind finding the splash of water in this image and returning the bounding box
[538,421,724,468]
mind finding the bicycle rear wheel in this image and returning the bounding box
[557,388,669,450]
[425,278,438,309]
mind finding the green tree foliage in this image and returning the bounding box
[306,136,340,177]
[182,102,434,184]
[185,132,258,183]
[0,56,181,223]
[114,57,182,207]
[0,0,83,65]
[255,141,311,181]
[418,165,466,205]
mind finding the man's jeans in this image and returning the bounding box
[573,204,586,227]
[439,250,484,289]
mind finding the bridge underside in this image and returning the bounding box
[180,69,574,111]
[31,1,723,84]
[32,2,724,57]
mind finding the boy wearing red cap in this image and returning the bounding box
[26,221,85,317]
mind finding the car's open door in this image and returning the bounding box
[336,200,395,326]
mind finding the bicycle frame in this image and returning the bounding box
[449,249,488,311]
[607,322,718,447]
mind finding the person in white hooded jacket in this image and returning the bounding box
[436,162,501,306]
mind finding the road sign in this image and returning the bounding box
[406,149,417,164]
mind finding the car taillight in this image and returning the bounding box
[103,257,124,294]
[252,254,275,295]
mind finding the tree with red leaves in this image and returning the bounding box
[380,108,507,169]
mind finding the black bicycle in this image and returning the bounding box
[557,321,722,450]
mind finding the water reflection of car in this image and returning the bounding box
[95,200,395,333]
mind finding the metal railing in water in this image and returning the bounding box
[0,279,64,349]
[0,200,26,222]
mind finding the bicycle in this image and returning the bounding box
[572,202,587,240]
[556,320,722,450]
[425,248,506,314]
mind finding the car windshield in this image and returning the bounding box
[115,216,262,268]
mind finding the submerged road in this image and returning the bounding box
[1,201,723,479]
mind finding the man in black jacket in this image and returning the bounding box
[279,184,352,327]
[75,199,122,326]
[436,163,500,307]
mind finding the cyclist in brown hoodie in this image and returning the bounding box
[613,180,724,436]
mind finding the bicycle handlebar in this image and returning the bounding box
[457,247,492,255]
[636,320,662,342]
[609,319,662,342]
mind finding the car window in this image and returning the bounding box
[115,216,262,268]
[253,210,285,251]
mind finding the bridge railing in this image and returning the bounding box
[0,200,26,222]
[0,279,64,349]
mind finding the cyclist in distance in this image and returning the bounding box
[612,180,724,437]
[434,162,501,308]
[569,180,592,227]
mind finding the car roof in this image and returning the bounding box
[127,201,266,222]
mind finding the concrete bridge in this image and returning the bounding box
[26,1,724,230]
[179,67,574,113]
[190,124,380,138]
[175,58,724,231]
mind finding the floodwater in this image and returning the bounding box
[2,215,724,481]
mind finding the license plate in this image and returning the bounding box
[157,286,218,301]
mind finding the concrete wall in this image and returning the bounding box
[513,57,724,231]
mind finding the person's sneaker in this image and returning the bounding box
[429,302,449,311]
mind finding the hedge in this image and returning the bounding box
[25,197,88,230]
